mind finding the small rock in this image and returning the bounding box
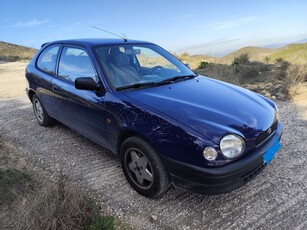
[276,92,286,99]
[150,215,158,222]
[272,96,276,99]
[264,92,271,97]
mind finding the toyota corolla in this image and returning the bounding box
[26,38,282,197]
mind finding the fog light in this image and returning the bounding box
[203,147,218,161]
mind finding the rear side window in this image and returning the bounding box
[58,47,96,83]
[37,45,60,74]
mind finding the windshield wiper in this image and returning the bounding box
[158,74,197,84]
[116,82,157,91]
[116,74,198,91]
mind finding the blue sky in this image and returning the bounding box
[0,0,306,56]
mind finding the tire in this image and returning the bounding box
[120,136,170,198]
[32,94,54,127]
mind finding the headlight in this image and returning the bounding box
[220,134,245,159]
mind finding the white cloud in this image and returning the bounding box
[11,18,50,28]
[209,16,259,30]
[192,16,261,30]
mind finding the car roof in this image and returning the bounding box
[44,38,153,47]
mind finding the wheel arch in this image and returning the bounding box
[116,129,157,155]
[28,89,37,103]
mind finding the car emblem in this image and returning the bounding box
[267,128,272,135]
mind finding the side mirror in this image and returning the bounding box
[75,77,102,91]
[184,63,190,69]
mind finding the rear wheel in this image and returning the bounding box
[32,94,54,126]
[120,136,170,198]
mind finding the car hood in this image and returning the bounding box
[123,76,276,143]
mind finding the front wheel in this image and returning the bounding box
[120,136,170,198]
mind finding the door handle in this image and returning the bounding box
[52,85,60,91]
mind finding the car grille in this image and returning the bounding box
[255,120,278,147]
[242,161,266,182]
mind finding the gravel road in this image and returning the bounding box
[0,62,306,229]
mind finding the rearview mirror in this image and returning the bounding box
[75,77,102,91]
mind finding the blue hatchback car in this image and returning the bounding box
[26,38,282,197]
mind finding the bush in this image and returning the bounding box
[197,63,240,85]
[275,58,291,78]
[198,60,209,69]
[0,55,21,62]
[264,56,270,65]
[231,53,250,73]
[237,65,259,81]
[284,64,307,98]
[235,53,250,65]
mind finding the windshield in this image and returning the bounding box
[95,43,195,90]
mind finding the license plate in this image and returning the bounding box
[263,138,280,165]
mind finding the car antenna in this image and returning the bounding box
[91,26,128,42]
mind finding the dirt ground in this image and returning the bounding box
[0,62,306,229]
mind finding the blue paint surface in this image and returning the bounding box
[263,138,281,164]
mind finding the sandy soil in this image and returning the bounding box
[0,62,28,99]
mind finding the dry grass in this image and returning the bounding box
[11,172,115,230]
[0,136,115,230]
[196,62,268,85]
[284,64,307,98]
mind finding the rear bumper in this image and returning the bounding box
[165,122,283,195]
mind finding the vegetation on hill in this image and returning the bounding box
[0,41,37,62]
[1,40,305,99]
[222,46,275,64]
[175,42,307,68]
[195,52,307,100]
[269,43,307,64]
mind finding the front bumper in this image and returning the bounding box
[164,122,283,195]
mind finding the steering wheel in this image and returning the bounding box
[148,65,164,74]
[78,51,86,57]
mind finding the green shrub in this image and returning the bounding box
[264,56,270,65]
[0,169,32,205]
[199,60,209,69]
[275,58,291,78]
[238,66,259,80]
[89,216,115,230]
[236,53,250,65]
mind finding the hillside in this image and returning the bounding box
[186,42,307,66]
[221,46,275,64]
[0,41,37,62]
[269,43,307,64]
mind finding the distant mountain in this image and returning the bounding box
[295,38,307,43]
[263,38,307,49]
[0,41,37,62]
[263,43,288,49]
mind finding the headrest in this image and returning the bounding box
[114,53,130,67]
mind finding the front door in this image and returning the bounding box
[50,45,108,147]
